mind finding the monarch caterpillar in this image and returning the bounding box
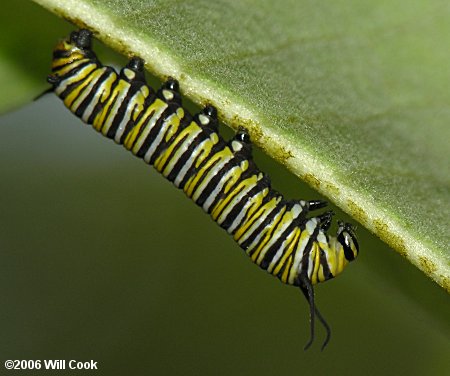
[47,29,359,350]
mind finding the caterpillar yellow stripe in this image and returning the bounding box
[47,29,359,350]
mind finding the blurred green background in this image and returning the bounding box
[0,2,449,375]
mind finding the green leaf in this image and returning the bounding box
[26,0,449,290]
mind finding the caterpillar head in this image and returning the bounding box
[337,221,359,262]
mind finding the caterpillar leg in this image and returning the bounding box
[203,105,218,120]
[298,273,331,351]
[317,210,334,231]
[157,77,182,104]
[194,105,219,131]
[230,127,252,158]
[125,57,147,82]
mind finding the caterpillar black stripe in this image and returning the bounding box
[47,29,359,350]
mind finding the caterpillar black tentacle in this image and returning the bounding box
[48,29,359,350]
[298,275,331,351]
[307,199,328,211]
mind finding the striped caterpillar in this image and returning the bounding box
[47,29,359,350]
